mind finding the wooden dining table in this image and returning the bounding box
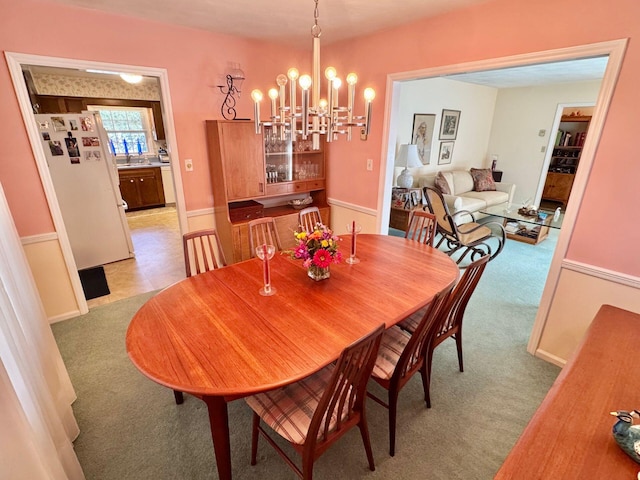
[126,234,459,479]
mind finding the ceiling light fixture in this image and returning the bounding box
[251,0,375,150]
[119,73,143,84]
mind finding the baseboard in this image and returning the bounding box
[534,348,567,368]
[49,309,83,324]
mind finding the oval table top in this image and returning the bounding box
[126,234,459,398]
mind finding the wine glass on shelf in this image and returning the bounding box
[256,244,277,296]
[346,222,362,265]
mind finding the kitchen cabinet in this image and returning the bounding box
[118,167,165,210]
[35,95,166,141]
[542,172,574,207]
[206,120,329,263]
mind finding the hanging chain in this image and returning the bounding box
[311,0,321,38]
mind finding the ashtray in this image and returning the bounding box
[288,197,313,210]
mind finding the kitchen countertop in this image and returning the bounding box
[117,161,167,170]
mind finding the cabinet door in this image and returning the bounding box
[219,122,265,200]
[137,169,165,207]
[119,173,142,209]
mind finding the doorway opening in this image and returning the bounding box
[377,40,626,361]
[6,52,188,315]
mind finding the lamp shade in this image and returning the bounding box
[395,144,421,188]
[395,144,422,168]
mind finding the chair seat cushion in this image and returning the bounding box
[245,364,346,445]
[371,326,412,381]
[457,222,492,245]
[397,307,426,333]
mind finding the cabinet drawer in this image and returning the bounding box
[306,180,325,191]
[265,183,292,196]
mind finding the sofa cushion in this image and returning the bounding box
[434,172,451,194]
[449,170,475,195]
[470,168,496,192]
[456,195,487,213]
[464,190,509,207]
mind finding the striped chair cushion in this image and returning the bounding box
[245,364,349,445]
[371,326,411,380]
[397,307,427,333]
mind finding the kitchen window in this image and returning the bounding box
[87,106,154,156]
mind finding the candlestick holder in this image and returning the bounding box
[256,244,276,296]
[346,222,362,264]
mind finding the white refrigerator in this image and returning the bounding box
[35,112,133,270]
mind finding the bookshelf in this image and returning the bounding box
[543,115,590,206]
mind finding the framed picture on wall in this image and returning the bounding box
[439,109,461,140]
[411,113,436,165]
[438,141,454,165]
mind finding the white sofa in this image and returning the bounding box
[415,170,515,217]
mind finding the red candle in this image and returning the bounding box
[351,221,356,256]
[262,245,270,288]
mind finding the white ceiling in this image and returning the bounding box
[46,0,492,46]
[41,0,608,88]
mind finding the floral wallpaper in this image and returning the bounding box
[32,73,161,101]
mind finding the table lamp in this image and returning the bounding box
[395,144,422,188]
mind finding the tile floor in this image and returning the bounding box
[86,206,185,308]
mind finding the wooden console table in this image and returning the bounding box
[495,305,640,478]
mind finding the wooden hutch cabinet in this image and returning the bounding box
[206,120,329,263]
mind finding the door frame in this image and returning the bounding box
[376,39,627,359]
[5,52,188,315]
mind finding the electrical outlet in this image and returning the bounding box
[539,129,546,137]
[366,158,373,171]
[185,158,193,172]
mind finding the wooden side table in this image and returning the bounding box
[390,187,423,231]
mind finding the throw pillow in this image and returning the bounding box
[434,171,451,195]
[470,168,496,192]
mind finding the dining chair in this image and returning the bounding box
[398,254,489,408]
[182,228,227,277]
[245,324,385,480]
[368,286,453,456]
[248,217,282,257]
[298,206,322,232]
[174,229,227,404]
[405,209,437,246]
[423,186,505,264]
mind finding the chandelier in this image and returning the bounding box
[251,0,375,150]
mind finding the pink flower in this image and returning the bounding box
[294,244,308,259]
[313,249,332,268]
[302,258,312,268]
[332,251,343,264]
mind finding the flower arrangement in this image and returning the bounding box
[290,222,342,280]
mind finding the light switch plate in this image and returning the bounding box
[185,158,193,172]
[366,159,373,171]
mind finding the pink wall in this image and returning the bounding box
[0,0,307,235]
[324,0,640,277]
[2,0,639,277]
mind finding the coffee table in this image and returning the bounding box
[480,203,563,245]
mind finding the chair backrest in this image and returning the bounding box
[308,324,384,444]
[432,254,489,346]
[405,210,437,246]
[423,186,458,238]
[182,229,227,277]
[248,217,282,257]
[392,286,453,381]
[298,206,322,232]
